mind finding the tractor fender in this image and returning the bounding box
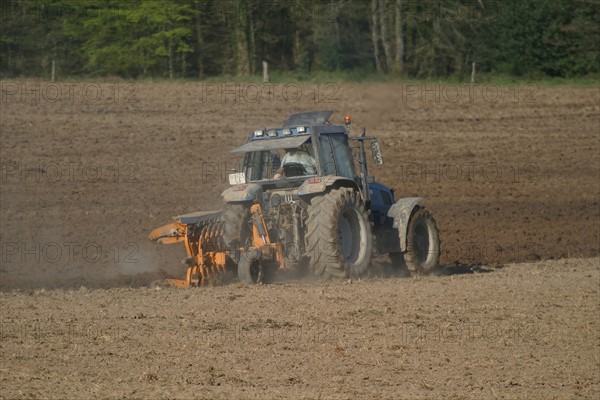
[222,183,262,202]
[388,197,423,252]
[298,176,360,196]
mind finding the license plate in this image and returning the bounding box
[228,172,246,185]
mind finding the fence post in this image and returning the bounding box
[263,61,269,83]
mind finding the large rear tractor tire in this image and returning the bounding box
[393,207,440,275]
[306,188,373,279]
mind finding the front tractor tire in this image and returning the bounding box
[306,188,373,279]
[391,207,440,275]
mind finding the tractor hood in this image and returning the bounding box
[231,135,310,153]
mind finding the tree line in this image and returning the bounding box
[1,0,598,80]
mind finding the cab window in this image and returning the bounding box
[319,134,356,179]
[244,150,274,181]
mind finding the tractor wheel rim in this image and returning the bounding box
[338,208,366,264]
[413,218,431,265]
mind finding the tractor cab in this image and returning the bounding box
[230,111,381,190]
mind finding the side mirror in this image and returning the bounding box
[371,141,383,165]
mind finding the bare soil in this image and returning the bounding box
[0,258,598,399]
[0,81,599,398]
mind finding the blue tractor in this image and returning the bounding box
[149,111,440,286]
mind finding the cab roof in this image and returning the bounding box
[282,110,333,127]
[230,111,347,153]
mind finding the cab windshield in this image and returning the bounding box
[243,141,316,181]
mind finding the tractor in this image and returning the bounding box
[149,111,440,286]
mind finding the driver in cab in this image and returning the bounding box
[273,147,316,179]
